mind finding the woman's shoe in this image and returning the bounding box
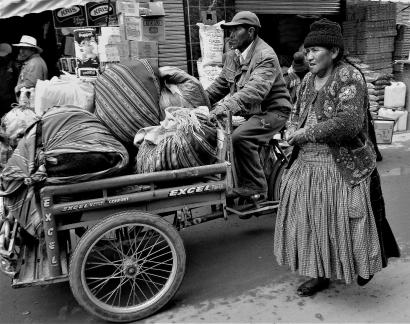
[357,275,374,286]
[297,278,330,297]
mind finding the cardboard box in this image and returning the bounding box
[128,40,158,58]
[99,44,121,62]
[141,17,165,42]
[53,5,87,28]
[374,118,395,144]
[116,1,165,17]
[116,0,149,16]
[100,26,121,45]
[145,2,165,16]
[85,1,118,26]
[119,15,142,41]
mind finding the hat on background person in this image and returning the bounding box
[292,51,309,73]
[221,11,261,29]
[0,43,12,57]
[303,18,344,51]
[12,35,43,53]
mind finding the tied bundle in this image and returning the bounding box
[134,106,218,173]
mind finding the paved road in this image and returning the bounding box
[1,133,410,323]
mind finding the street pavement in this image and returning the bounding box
[0,132,410,323]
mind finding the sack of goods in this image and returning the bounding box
[1,106,38,142]
[34,75,95,116]
[0,106,129,238]
[95,59,162,144]
[159,66,211,112]
[134,106,218,173]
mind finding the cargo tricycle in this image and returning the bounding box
[0,121,289,323]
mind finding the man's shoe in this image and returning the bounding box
[296,278,330,297]
[233,187,267,220]
[233,187,267,200]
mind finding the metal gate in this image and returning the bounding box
[158,0,188,71]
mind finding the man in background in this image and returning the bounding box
[13,35,48,96]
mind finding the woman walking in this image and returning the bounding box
[274,19,400,296]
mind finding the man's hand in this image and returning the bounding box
[287,128,308,146]
[209,104,227,122]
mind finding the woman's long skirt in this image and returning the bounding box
[273,145,382,284]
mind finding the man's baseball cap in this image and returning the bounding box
[221,11,261,29]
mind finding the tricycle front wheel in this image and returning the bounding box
[69,210,186,323]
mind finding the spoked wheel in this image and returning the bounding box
[69,211,186,323]
[268,161,287,201]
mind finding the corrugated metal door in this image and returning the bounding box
[158,0,188,71]
[236,0,341,15]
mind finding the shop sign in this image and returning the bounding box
[53,5,87,28]
[86,2,118,26]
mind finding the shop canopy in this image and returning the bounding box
[0,0,106,19]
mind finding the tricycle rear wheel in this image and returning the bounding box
[69,210,186,323]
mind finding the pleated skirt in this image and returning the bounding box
[273,144,382,284]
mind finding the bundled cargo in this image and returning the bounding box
[134,106,218,173]
[196,58,222,90]
[0,106,129,238]
[95,60,162,144]
[34,75,95,115]
[159,66,211,112]
[0,106,39,171]
[1,106,38,142]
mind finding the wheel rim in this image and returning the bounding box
[80,223,178,314]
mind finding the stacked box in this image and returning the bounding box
[116,0,165,68]
[396,2,410,25]
[394,24,410,60]
[343,2,397,75]
[98,26,122,63]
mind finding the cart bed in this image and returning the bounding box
[13,235,69,288]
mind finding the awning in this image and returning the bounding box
[0,0,96,19]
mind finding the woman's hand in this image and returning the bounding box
[288,128,308,146]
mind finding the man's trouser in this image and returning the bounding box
[232,110,288,193]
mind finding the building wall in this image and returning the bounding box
[183,0,236,76]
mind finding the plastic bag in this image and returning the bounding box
[197,58,222,90]
[17,87,35,109]
[197,21,225,66]
[34,75,95,115]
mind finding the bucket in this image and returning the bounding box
[373,116,395,144]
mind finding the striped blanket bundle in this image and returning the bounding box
[95,60,162,144]
[134,106,218,173]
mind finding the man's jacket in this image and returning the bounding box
[15,53,48,94]
[206,36,291,118]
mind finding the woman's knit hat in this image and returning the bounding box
[303,18,344,51]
